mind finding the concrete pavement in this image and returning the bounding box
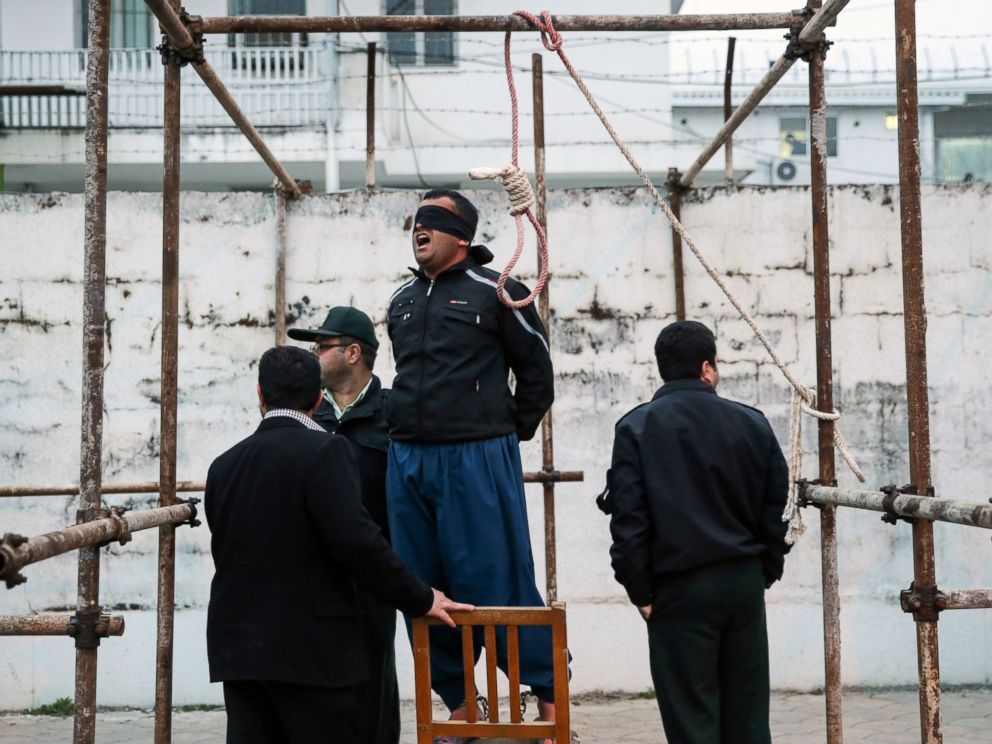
[2,688,992,743]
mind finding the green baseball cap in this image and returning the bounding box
[287,306,379,350]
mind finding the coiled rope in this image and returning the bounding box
[510,9,865,543]
[468,17,551,309]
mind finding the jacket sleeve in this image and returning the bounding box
[498,280,554,441]
[305,436,434,616]
[757,426,791,586]
[608,420,654,607]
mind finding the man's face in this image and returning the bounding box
[412,197,470,277]
[313,339,351,391]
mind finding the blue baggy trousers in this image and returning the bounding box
[387,433,557,710]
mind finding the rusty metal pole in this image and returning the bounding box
[74,0,111,740]
[532,53,557,602]
[274,188,288,345]
[894,0,941,740]
[807,8,843,741]
[723,37,736,184]
[666,168,686,321]
[194,12,813,34]
[154,13,182,741]
[365,42,376,190]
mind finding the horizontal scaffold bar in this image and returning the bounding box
[0,502,197,588]
[192,12,812,34]
[0,613,125,637]
[801,483,992,530]
[0,471,583,498]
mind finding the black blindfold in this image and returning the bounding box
[414,205,475,243]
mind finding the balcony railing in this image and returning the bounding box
[0,46,330,129]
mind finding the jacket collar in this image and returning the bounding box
[314,375,383,425]
[255,415,312,433]
[652,378,718,400]
[407,244,495,281]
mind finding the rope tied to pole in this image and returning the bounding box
[467,12,554,309]
[512,8,865,543]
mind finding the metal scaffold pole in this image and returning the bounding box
[74,0,111,740]
[806,3,843,738]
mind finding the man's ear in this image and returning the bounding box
[308,389,323,416]
[257,384,267,415]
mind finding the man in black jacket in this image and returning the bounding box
[605,321,790,744]
[386,190,561,734]
[205,345,471,744]
[288,306,400,744]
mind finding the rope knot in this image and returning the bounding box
[469,165,536,216]
[514,9,563,51]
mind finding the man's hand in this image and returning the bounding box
[425,588,475,628]
[638,604,652,620]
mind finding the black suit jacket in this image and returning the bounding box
[205,416,433,688]
[606,379,790,607]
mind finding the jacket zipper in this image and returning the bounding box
[416,276,435,432]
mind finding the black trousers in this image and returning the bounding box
[360,599,400,744]
[646,557,771,744]
[223,679,362,744]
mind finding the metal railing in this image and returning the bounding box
[0,46,329,128]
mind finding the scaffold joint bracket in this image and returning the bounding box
[797,478,822,510]
[182,497,202,528]
[784,25,831,62]
[69,608,111,649]
[879,483,917,525]
[0,533,29,588]
[157,9,204,67]
[900,581,946,623]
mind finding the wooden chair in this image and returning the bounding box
[412,604,570,743]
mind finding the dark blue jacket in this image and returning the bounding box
[605,378,790,607]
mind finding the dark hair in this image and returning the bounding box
[339,335,378,371]
[258,346,321,411]
[654,321,717,382]
[422,188,479,237]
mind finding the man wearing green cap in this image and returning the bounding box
[288,306,398,744]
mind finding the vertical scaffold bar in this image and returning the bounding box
[366,42,376,189]
[154,16,182,742]
[666,168,686,321]
[75,1,111,741]
[807,9,843,741]
[894,1,941,741]
[274,188,288,345]
[532,53,557,602]
[723,37,736,184]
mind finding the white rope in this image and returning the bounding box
[524,12,866,544]
[470,165,536,216]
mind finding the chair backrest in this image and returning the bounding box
[412,604,570,743]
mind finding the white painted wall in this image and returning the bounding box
[1,183,991,710]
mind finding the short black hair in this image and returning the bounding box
[258,346,320,411]
[422,188,479,237]
[339,335,378,371]
[654,320,717,382]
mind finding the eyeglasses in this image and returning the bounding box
[310,342,352,355]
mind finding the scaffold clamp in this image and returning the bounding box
[900,581,947,623]
[157,8,204,67]
[0,533,29,589]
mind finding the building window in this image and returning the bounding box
[779,117,807,158]
[80,0,154,48]
[779,116,838,158]
[386,0,456,67]
[228,0,308,47]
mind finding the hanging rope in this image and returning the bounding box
[468,21,550,309]
[512,9,866,543]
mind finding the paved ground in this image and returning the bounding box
[2,688,991,743]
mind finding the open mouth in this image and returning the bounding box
[415,232,431,248]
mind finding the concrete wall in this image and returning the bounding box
[1,183,991,709]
